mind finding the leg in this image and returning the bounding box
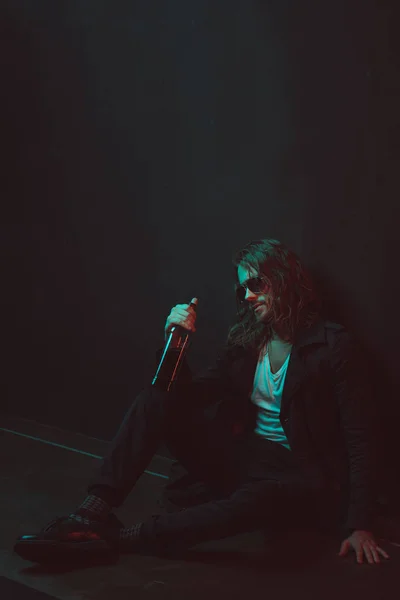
[86,386,177,507]
[14,387,248,564]
[87,385,245,508]
[137,468,334,555]
[133,437,344,554]
[160,402,250,510]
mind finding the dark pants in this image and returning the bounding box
[88,387,342,552]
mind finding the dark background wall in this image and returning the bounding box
[1,2,399,491]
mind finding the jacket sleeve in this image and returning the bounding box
[154,345,235,408]
[331,331,379,534]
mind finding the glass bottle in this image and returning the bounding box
[152,298,198,392]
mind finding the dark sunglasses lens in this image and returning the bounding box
[248,277,264,293]
[236,278,264,303]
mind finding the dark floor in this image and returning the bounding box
[1,413,399,600]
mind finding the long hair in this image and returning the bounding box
[226,239,322,354]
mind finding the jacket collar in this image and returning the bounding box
[279,317,328,420]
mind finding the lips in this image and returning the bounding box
[254,304,263,311]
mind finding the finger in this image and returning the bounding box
[182,321,196,333]
[365,545,379,564]
[168,315,196,333]
[169,309,196,326]
[357,548,364,564]
[182,314,196,327]
[338,541,349,556]
[174,307,197,320]
[171,306,194,320]
[186,304,197,317]
[377,546,390,559]
[176,302,197,313]
[173,307,194,317]
[371,547,380,564]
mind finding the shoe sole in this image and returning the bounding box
[14,539,117,564]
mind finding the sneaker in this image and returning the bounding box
[13,512,124,564]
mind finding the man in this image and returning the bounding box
[14,238,389,565]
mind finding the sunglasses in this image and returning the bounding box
[235,276,268,303]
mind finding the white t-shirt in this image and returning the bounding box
[250,345,292,450]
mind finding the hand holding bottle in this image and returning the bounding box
[164,297,198,340]
[153,297,198,391]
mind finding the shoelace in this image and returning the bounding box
[69,514,91,526]
[42,515,91,533]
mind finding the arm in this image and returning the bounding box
[154,299,236,407]
[155,345,235,408]
[331,331,379,534]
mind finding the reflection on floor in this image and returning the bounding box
[0,414,398,600]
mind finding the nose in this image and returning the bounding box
[244,286,257,301]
